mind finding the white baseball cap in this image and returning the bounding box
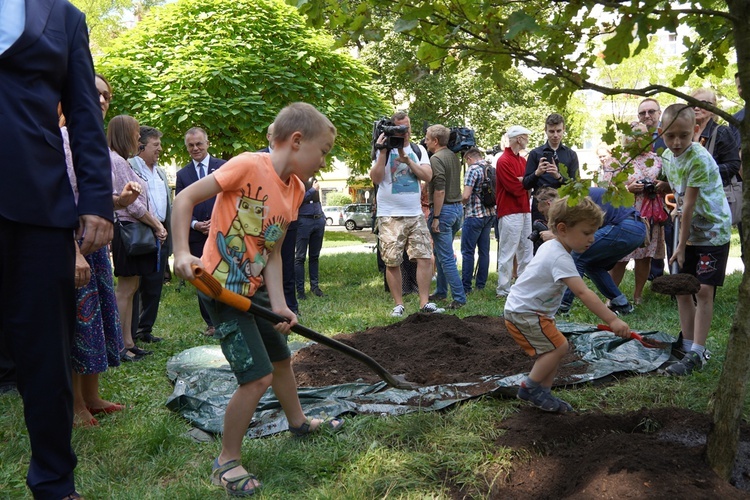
[507,125,532,138]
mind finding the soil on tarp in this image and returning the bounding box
[463,406,750,498]
[292,313,584,388]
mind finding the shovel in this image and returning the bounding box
[597,324,671,349]
[188,265,417,390]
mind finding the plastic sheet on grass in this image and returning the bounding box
[165,322,674,438]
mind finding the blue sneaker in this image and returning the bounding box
[517,384,573,413]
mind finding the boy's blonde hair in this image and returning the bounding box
[547,196,603,233]
[661,103,695,129]
[272,102,336,143]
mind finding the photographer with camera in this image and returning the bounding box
[370,111,444,317]
[495,126,534,298]
[609,122,666,307]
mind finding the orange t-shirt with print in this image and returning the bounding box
[201,152,304,297]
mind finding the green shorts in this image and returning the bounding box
[198,288,291,385]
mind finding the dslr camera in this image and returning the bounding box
[372,117,409,152]
[640,179,657,198]
[528,220,549,243]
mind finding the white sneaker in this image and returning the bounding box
[420,302,445,314]
[390,304,405,317]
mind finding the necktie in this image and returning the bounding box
[198,162,205,179]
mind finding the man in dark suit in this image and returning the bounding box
[175,127,226,335]
[0,1,113,498]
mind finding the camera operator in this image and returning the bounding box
[370,111,443,317]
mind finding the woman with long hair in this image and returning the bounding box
[108,114,167,362]
[65,74,143,426]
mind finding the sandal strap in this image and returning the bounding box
[289,416,344,437]
[223,472,260,497]
[211,458,243,482]
[288,416,313,437]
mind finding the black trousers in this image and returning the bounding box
[0,217,77,498]
[133,243,170,336]
[282,221,298,312]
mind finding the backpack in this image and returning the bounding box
[448,127,476,153]
[478,163,496,208]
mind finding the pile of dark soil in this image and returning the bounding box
[476,406,750,498]
[293,313,583,387]
[293,313,750,497]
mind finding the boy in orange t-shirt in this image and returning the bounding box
[173,103,342,497]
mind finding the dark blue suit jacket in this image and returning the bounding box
[0,0,112,228]
[175,156,226,245]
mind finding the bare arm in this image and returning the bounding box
[562,275,630,337]
[262,233,297,334]
[173,176,222,280]
[462,184,473,204]
[369,136,388,185]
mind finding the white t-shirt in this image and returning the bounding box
[373,143,430,217]
[504,239,579,317]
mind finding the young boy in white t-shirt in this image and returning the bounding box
[504,196,631,412]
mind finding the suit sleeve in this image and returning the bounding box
[175,169,186,195]
[62,11,113,221]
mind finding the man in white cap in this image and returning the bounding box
[496,125,534,297]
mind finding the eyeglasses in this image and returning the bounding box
[99,90,112,102]
[638,109,659,117]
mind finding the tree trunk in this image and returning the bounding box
[706,0,750,481]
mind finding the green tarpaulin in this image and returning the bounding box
[165,322,675,438]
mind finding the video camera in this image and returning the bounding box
[372,117,409,152]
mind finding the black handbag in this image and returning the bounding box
[118,220,157,256]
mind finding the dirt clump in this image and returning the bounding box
[293,313,582,387]
[472,406,750,498]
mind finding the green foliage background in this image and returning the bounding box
[97,0,389,172]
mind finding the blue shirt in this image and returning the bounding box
[0,0,25,55]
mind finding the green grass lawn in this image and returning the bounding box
[0,248,745,498]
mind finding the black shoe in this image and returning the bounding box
[298,291,307,300]
[134,331,162,343]
[428,293,447,301]
[311,287,324,297]
[120,348,144,362]
[608,301,634,316]
[128,345,152,356]
[446,300,465,310]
